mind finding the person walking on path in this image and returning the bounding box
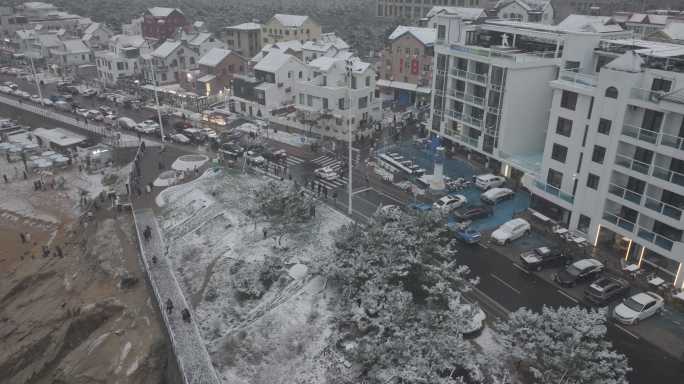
[181,308,191,323]
[166,299,174,315]
[3,174,7,183]
[20,232,26,244]
[56,246,63,258]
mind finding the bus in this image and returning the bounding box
[376,152,426,177]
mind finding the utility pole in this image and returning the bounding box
[28,56,44,108]
[346,60,354,216]
[147,41,165,145]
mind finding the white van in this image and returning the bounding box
[475,174,506,190]
[481,187,514,204]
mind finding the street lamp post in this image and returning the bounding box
[28,56,44,108]
[346,60,353,216]
[150,61,165,144]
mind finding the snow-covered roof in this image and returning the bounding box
[648,14,668,25]
[152,40,181,58]
[197,74,216,82]
[272,39,303,52]
[659,21,684,41]
[226,22,262,31]
[198,48,232,67]
[254,50,294,73]
[334,51,354,60]
[36,34,61,47]
[388,26,436,46]
[271,14,309,27]
[605,51,644,73]
[558,15,622,33]
[426,6,486,20]
[628,13,648,23]
[147,7,182,18]
[302,33,349,52]
[15,29,37,40]
[61,39,90,54]
[308,56,337,72]
[83,22,100,36]
[188,32,213,46]
[111,34,146,48]
[32,127,85,147]
[496,0,550,12]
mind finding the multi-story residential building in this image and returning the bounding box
[184,48,246,96]
[294,56,381,140]
[81,22,112,50]
[610,12,672,38]
[16,30,61,62]
[261,14,321,45]
[250,40,304,67]
[144,39,199,85]
[377,26,435,107]
[535,38,684,289]
[232,50,309,116]
[49,39,92,68]
[141,7,189,42]
[12,2,84,35]
[651,20,684,44]
[122,17,143,36]
[181,31,225,57]
[302,33,349,63]
[495,0,554,24]
[0,6,28,39]
[221,22,262,59]
[421,6,488,27]
[552,1,678,22]
[95,34,149,86]
[376,0,486,20]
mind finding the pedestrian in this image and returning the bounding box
[158,161,164,170]
[166,299,174,314]
[317,183,321,195]
[20,232,26,244]
[323,187,328,199]
[182,308,191,323]
[263,227,268,239]
[22,170,27,180]
[56,246,63,258]
[2,174,7,183]
[152,256,157,264]
[125,183,130,195]
[42,245,50,258]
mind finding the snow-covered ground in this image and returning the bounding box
[236,122,316,148]
[156,169,349,384]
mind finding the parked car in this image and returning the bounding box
[30,94,41,103]
[315,166,339,181]
[0,85,12,94]
[41,98,54,107]
[98,105,114,115]
[54,100,71,112]
[219,143,244,158]
[376,205,402,220]
[81,88,97,97]
[136,120,160,134]
[86,110,104,121]
[481,187,514,205]
[433,194,467,212]
[491,218,530,245]
[75,108,89,117]
[117,117,137,131]
[454,227,482,244]
[60,93,73,101]
[201,128,218,140]
[613,292,664,325]
[103,114,118,126]
[453,205,493,221]
[170,133,191,144]
[246,150,266,165]
[519,246,569,271]
[475,174,506,190]
[457,302,486,337]
[584,276,630,305]
[553,259,604,287]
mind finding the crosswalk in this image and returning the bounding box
[315,175,349,190]
[312,155,344,170]
[285,155,306,167]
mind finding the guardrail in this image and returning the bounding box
[533,179,575,204]
[622,123,684,151]
[557,70,597,88]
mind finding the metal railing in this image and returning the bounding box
[608,183,643,205]
[622,123,684,150]
[534,180,575,204]
[445,44,559,64]
[602,211,636,232]
[459,134,479,148]
[644,197,683,221]
[449,68,488,84]
[637,226,676,252]
[615,154,651,175]
[652,164,684,188]
[447,88,485,106]
[631,87,684,105]
[558,70,597,87]
[444,109,484,128]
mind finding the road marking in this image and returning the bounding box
[556,289,579,304]
[512,263,530,274]
[471,287,511,317]
[613,324,640,340]
[479,243,489,249]
[490,274,521,294]
[371,188,405,205]
[352,187,372,195]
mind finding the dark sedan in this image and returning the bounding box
[519,246,569,271]
[553,259,604,287]
[453,205,493,222]
[584,276,630,305]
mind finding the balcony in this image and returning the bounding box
[644,197,683,221]
[608,183,643,205]
[602,211,636,232]
[459,134,479,148]
[652,165,684,188]
[631,87,684,105]
[442,44,559,64]
[622,124,684,150]
[534,180,575,204]
[449,68,488,84]
[637,227,676,252]
[447,89,485,106]
[557,70,597,88]
[615,154,651,175]
[444,109,484,129]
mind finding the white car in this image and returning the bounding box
[170,133,190,144]
[613,292,665,325]
[246,150,266,165]
[136,120,160,134]
[41,98,54,106]
[86,110,104,121]
[30,94,41,102]
[315,167,339,181]
[491,218,531,245]
[481,187,514,205]
[75,108,89,117]
[433,194,467,212]
[81,88,97,97]
[201,128,218,140]
[0,86,11,94]
[475,174,506,190]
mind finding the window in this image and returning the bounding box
[586,173,600,190]
[605,86,618,99]
[307,94,313,107]
[338,98,345,109]
[288,71,292,79]
[116,62,124,70]
[551,143,568,163]
[547,169,563,189]
[642,109,663,132]
[564,60,580,71]
[365,76,370,87]
[358,96,368,109]
[598,118,611,135]
[298,71,303,79]
[556,117,572,137]
[437,25,446,41]
[560,90,578,110]
[322,98,328,109]
[298,93,304,104]
[591,145,606,164]
[651,78,672,92]
[587,97,594,118]
[578,214,591,233]
[228,64,234,72]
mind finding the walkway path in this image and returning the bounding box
[133,208,220,384]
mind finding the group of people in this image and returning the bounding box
[165,299,192,323]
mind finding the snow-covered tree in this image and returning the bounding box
[314,211,485,383]
[494,306,630,384]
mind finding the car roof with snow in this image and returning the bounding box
[502,218,528,227]
[572,258,602,270]
[632,292,662,305]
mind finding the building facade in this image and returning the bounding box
[95,34,149,86]
[376,0,486,20]
[144,39,199,85]
[187,48,246,96]
[377,26,435,107]
[261,14,321,45]
[495,0,554,24]
[222,22,262,59]
[141,7,189,42]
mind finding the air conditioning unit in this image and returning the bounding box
[277,82,283,88]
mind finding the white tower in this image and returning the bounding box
[430,146,446,192]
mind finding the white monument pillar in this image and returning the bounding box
[430,146,446,192]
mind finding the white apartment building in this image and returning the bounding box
[301,32,350,63]
[494,0,554,24]
[537,39,684,289]
[144,39,199,85]
[95,34,149,85]
[294,56,381,140]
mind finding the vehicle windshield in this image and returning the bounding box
[565,265,582,276]
[435,200,445,206]
[623,298,645,312]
